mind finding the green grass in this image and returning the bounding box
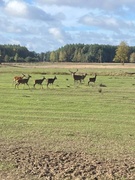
[1,63,135,159]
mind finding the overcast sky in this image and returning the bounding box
[0,0,135,53]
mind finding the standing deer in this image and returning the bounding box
[13,73,25,84]
[46,76,57,87]
[33,76,46,89]
[69,69,83,83]
[15,75,32,89]
[88,74,97,85]
[81,73,87,82]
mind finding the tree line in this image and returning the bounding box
[1,42,135,64]
[0,44,38,63]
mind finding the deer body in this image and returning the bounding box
[47,76,57,87]
[33,77,45,88]
[69,69,87,83]
[13,74,25,84]
[15,75,32,88]
[73,74,83,83]
[81,73,87,81]
[88,74,97,85]
[69,69,83,83]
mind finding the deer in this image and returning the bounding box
[88,74,97,85]
[13,73,25,85]
[81,73,87,82]
[46,76,57,87]
[69,69,83,83]
[15,75,32,89]
[33,76,46,89]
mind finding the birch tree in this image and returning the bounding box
[113,41,129,65]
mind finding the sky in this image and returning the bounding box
[0,0,135,53]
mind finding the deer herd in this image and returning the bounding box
[13,69,97,89]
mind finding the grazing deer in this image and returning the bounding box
[15,75,32,89]
[33,76,46,89]
[88,74,97,85]
[46,76,57,87]
[13,73,25,84]
[69,69,83,83]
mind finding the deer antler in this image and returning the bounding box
[69,69,78,74]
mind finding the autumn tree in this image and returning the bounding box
[130,52,135,63]
[73,48,82,62]
[14,52,20,62]
[4,55,10,62]
[50,51,56,62]
[59,50,67,62]
[97,49,103,63]
[113,41,129,65]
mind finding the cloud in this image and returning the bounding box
[49,27,72,43]
[5,1,27,17]
[37,0,135,11]
[0,0,135,53]
[79,13,135,33]
[4,0,54,21]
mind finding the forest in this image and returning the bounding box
[0,44,38,63]
[1,43,135,63]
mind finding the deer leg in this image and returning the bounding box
[26,83,30,89]
[15,82,18,89]
[40,84,43,89]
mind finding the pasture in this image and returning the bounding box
[0,63,135,179]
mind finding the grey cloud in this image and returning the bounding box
[37,0,135,11]
[27,6,55,21]
[79,13,135,33]
[12,30,70,52]
[0,15,33,35]
[73,31,110,44]
[72,30,133,47]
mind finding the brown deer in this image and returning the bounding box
[15,75,32,89]
[13,73,25,84]
[33,76,46,89]
[46,76,57,87]
[88,74,97,85]
[69,69,83,83]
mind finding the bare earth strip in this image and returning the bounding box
[3,62,135,69]
[35,63,135,69]
[1,144,135,180]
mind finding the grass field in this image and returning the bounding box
[1,63,135,179]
